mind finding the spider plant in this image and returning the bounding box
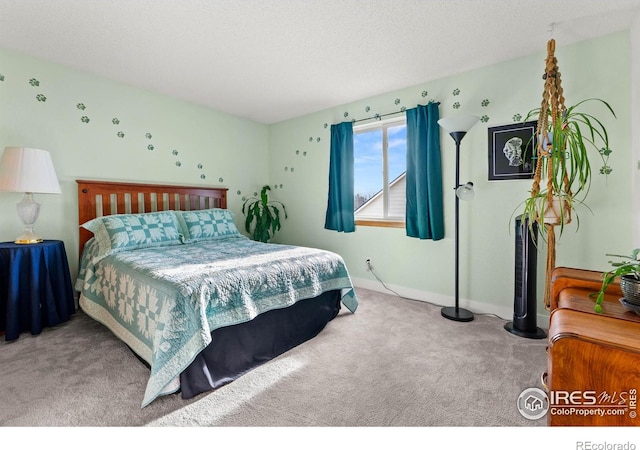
[519,97,615,237]
[242,185,287,243]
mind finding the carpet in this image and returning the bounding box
[0,287,548,427]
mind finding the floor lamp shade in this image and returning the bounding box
[437,115,480,134]
[0,147,62,244]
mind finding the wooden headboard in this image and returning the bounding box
[76,179,228,258]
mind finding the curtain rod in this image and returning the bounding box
[351,101,441,124]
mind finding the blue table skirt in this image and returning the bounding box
[0,240,76,341]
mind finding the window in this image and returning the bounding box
[353,117,407,227]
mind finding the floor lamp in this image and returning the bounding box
[437,114,479,322]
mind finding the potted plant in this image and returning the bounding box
[595,249,640,313]
[242,185,288,243]
[520,97,616,236]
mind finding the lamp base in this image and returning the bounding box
[15,227,44,244]
[15,193,44,244]
[441,306,474,322]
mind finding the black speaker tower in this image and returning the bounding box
[504,215,547,339]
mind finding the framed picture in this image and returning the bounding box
[488,121,537,181]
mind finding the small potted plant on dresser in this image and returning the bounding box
[242,185,288,243]
[595,248,640,313]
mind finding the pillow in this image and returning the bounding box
[175,208,240,242]
[81,211,184,262]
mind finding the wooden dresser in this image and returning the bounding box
[546,267,640,426]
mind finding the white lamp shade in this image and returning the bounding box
[456,182,475,201]
[438,115,480,134]
[0,147,61,194]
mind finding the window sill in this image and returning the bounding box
[355,219,405,229]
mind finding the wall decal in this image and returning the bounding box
[481,99,490,107]
[512,113,522,122]
[599,148,613,174]
[421,90,428,97]
[365,106,370,112]
[394,98,400,105]
[343,112,349,118]
[236,190,241,195]
[453,102,460,109]
[480,115,489,123]
[6,69,238,187]
[452,88,460,96]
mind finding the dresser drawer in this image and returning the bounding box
[547,308,640,426]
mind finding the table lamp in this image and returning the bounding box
[0,147,62,244]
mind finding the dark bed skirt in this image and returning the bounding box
[178,290,342,400]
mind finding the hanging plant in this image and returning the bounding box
[520,97,615,235]
[515,39,616,311]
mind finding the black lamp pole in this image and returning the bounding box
[441,131,474,322]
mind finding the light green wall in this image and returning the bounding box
[0,48,269,276]
[269,31,632,319]
[1,31,633,319]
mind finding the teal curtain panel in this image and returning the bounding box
[324,121,355,232]
[405,103,444,240]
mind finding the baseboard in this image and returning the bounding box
[351,276,550,330]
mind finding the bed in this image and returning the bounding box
[74,179,358,407]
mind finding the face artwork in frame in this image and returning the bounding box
[488,121,537,181]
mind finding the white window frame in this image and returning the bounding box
[354,116,406,228]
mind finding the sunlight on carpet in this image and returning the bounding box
[145,355,307,426]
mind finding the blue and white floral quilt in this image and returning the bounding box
[75,235,358,407]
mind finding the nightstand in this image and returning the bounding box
[0,240,76,341]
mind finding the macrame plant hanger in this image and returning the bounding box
[531,38,572,310]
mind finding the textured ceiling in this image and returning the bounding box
[1,0,639,124]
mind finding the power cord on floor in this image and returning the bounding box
[366,262,511,322]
